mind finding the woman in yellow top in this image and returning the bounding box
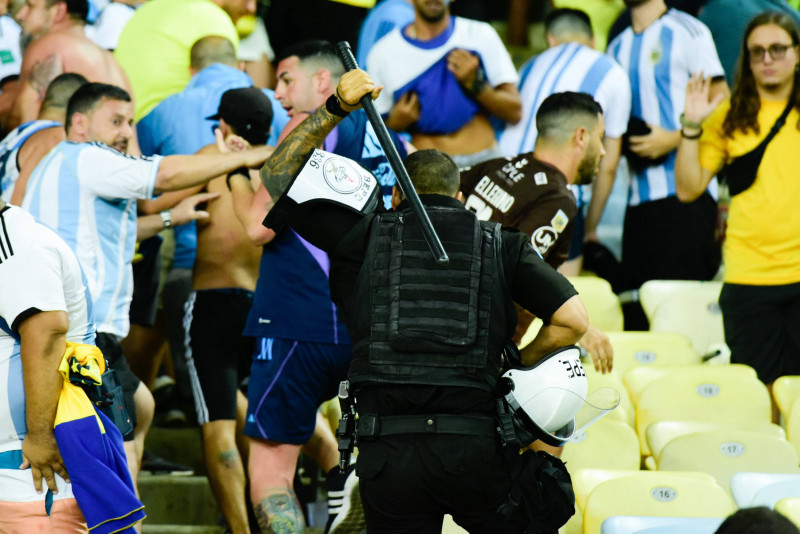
[676,11,800,421]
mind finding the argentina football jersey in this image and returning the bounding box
[608,9,723,205]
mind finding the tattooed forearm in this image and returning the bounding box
[217,449,238,469]
[254,488,305,534]
[260,106,342,201]
[29,54,61,101]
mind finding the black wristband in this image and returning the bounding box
[681,127,703,140]
[325,94,350,118]
[679,113,703,130]
[469,65,488,96]
[226,167,250,191]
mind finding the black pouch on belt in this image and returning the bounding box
[84,367,135,439]
[502,449,575,534]
[722,98,793,197]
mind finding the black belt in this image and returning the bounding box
[356,413,498,439]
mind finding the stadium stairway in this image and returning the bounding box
[139,426,224,533]
[139,426,326,533]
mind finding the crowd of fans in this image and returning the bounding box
[0,0,799,532]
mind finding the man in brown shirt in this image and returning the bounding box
[461,91,613,374]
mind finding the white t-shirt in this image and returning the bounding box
[0,16,22,84]
[85,2,136,50]
[22,141,161,338]
[237,17,274,62]
[366,16,518,135]
[0,204,94,502]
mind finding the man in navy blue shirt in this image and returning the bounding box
[228,39,407,534]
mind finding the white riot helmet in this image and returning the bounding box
[500,345,619,447]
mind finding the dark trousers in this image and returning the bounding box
[720,281,800,384]
[621,193,720,291]
[356,434,526,534]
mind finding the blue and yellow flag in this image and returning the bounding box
[54,342,146,534]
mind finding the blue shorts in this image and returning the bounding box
[245,337,352,444]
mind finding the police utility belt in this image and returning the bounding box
[356,413,498,440]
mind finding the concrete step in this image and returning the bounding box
[142,526,225,534]
[145,426,206,476]
[139,474,220,526]
[139,426,329,531]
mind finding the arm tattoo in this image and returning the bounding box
[259,106,342,201]
[217,449,239,469]
[254,487,305,534]
[29,54,61,101]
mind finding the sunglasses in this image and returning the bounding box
[748,43,795,62]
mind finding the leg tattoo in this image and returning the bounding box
[254,487,305,534]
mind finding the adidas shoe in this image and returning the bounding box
[325,462,365,534]
[140,450,194,476]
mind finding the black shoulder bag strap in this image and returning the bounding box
[723,98,794,196]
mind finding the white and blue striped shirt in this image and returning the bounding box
[499,42,631,157]
[0,119,61,202]
[22,141,161,338]
[608,9,723,205]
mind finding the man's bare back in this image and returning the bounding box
[11,29,133,128]
[193,143,262,292]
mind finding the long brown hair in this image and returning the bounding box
[723,12,800,138]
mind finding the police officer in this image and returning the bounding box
[257,69,589,533]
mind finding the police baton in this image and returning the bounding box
[335,41,449,266]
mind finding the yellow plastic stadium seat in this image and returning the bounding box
[785,396,800,459]
[604,331,699,379]
[567,469,716,534]
[568,276,624,332]
[655,430,799,496]
[639,280,724,355]
[633,366,770,456]
[441,515,467,534]
[776,497,800,529]
[730,472,800,508]
[646,421,786,464]
[600,515,725,534]
[562,419,640,471]
[587,371,635,428]
[774,376,800,421]
[624,363,757,408]
[582,471,735,534]
[517,317,543,351]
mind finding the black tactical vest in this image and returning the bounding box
[341,206,516,391]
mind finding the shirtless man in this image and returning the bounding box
[0,72,86,203]
[366,0,521,167]
[9,0,134,134]
[183,87,271,534]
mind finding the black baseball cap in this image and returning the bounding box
[206,87,273,146]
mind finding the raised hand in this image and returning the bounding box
[336,68,383,113]
[684,72,725,124]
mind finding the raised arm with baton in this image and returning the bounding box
[334,41,449,265]
[258,42,448,265]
